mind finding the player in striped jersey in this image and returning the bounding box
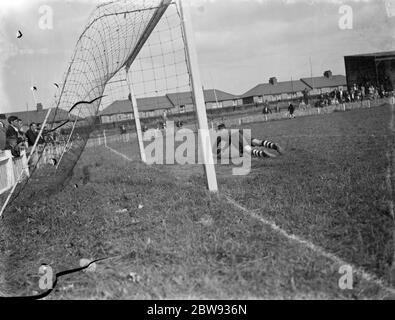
[215,123,283,160]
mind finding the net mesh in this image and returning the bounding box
[0,0,196,215]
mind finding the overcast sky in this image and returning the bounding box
[0,0,394,113]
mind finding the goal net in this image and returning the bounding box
[0,0,217,217]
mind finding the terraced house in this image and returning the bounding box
[241,77,309,105]
[99,89,239,124]
[300,71,347,95]
[241,71,347,105]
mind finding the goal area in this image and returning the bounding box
[0,0,217,218]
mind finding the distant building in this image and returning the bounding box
[166,89,239,114]
[3,103,73,128]
[99,89,238,123]
[300,71,347,96]
[203,89,240,109]
[241,77,308,105]
[100,96,174,124]
[344,51,395,91]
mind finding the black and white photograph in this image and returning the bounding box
[0,0,395,304]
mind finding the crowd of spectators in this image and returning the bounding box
[257,82,394,116]
[0,115,62,159]
[315,83,393,108]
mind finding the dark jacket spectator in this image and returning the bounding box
[120,124,127,134]
[26,122,45,147]
[5,116,25,157]
[302,88,309,105]
[0,121,5,150]
[262,106,272,114]
[288,103,295,118]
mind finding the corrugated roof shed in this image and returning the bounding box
[300,75,346,89]
[344,50,395,58]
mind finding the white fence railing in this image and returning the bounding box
[219,98,388,128]
[86,132,136,148]
[0,150,29,195]
[0,144,65,196]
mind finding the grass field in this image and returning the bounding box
[1,103,394,299]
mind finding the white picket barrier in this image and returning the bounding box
[0,150,29,195]
[0,151,15,195]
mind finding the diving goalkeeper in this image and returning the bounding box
[215,123,283,160]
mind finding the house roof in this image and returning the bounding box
[242,80,309,98]
[300,75,347,89]
[100,96,173,116]
[204,89,238,102]
[100,89,238,116]
[165,92,193,107]
[2,108,73,125]
[166,89,238,106]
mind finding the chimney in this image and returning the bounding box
[36,103,43,111]
[269,77,277,85]
[323,70,332,78]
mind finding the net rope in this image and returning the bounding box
[1,0,197,215]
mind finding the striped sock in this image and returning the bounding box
[251,148,268,158]
[261,140,277,150]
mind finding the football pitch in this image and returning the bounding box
[1,103,394,299]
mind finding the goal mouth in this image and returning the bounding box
[0,1,176,214]
[1,0,218,217]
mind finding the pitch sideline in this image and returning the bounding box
[101,136,395,296]
[224,195,395,296]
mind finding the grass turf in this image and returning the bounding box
[0,103,394,299]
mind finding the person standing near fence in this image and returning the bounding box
[215,123,284,160]
[26,122,45,147]
[288,103,295,119]
[262,104,272,114]
[0,120,6,150]
[5,116,26,157]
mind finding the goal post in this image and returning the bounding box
[119,0,218,192]
[0,0,220,216]
[126,73,147,163]
[122,0,171,164]
[177,0,218,192]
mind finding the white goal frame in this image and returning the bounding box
[124,0,218,192]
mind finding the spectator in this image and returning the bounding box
[162,110,168,124]
[40,124,53,144]
[17,119,28,147]
[379,85,385,98]
[374,88,379,100]
[344,91,351,103]
[338,88,344,103]
[302,88,309,105]
[5,116,26,157]
[17,119,24,133]
[262,105,272,114]
[0,120,5,150]
[288,103,295,119]
[368,85,375,99]
[120,124,127,135]
[175,118,183,128]
[299,99,306,110]
[26,122,45,147]
[361,86,366,100]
